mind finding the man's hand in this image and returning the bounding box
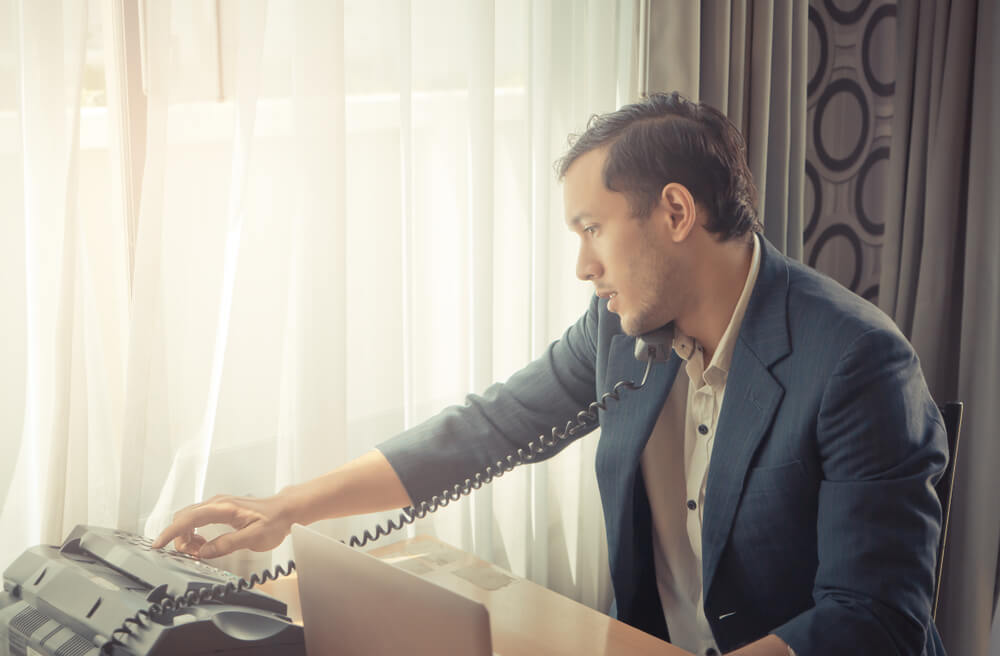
[151,490,302,558]
[150,449,413,559]
[725,634,794,655]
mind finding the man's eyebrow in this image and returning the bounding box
[568,213,592,229]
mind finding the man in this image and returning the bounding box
[154,93,948,655]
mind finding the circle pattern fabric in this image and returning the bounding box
[805,0,895,302]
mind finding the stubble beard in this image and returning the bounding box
[619,246,682,338]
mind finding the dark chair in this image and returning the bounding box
[932,402,963,621]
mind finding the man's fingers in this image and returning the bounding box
[151,501,247,550]
[173,532,207,555]
[151,524,181,550]
[198,526,260,559]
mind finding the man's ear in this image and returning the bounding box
[659,183,697,242]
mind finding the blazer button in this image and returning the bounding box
[687,499,697,511]
[705,649,719,656]
[698,424,709,435]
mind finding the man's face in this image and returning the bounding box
[562,147,686,336]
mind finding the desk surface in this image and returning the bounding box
[261,535,692,656]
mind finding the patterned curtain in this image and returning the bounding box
[804,0,896,302]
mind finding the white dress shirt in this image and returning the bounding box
[639,236,761,656]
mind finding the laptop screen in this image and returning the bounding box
[290,524,493,656]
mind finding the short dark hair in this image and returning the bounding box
[556,92,761,240]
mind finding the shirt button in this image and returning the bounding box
[698,424,709,435]
[687,499,697,511]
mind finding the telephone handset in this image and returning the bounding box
[0,328,674,655]
[634,326,673,363]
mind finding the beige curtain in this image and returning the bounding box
[879,1,1000,654]
[644,0,807,259]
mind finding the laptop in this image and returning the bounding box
[290,524,495,656]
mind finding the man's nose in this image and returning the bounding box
[576,246,602,281]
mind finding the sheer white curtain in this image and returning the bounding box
[0,0,641,611]
[0,0,131,559]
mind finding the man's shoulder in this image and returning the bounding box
[782,255,905,346]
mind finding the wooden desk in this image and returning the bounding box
[260,535,692,656]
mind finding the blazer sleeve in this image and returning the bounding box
[772,327,948,655]
[376,294,601,507]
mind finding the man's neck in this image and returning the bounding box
[674,235,754,364]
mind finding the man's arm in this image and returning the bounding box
[152,449,411,557]
[772,327,947,655]
[154,295,603,558]
[376,294,601,507]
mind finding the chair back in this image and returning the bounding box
[932,401,963,621]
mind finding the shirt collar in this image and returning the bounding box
[672,234,762,377]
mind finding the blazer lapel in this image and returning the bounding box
[597,331,681,611]
[701,350,783,596]
[701,236,792,597]
[599,333,681,476]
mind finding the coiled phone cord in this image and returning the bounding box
[348,358,655,548]
[107,562,297,648]
[103,358,655,653]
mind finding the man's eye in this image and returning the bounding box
[583,225,598,235]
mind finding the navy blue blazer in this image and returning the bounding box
[379,235,948,655]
